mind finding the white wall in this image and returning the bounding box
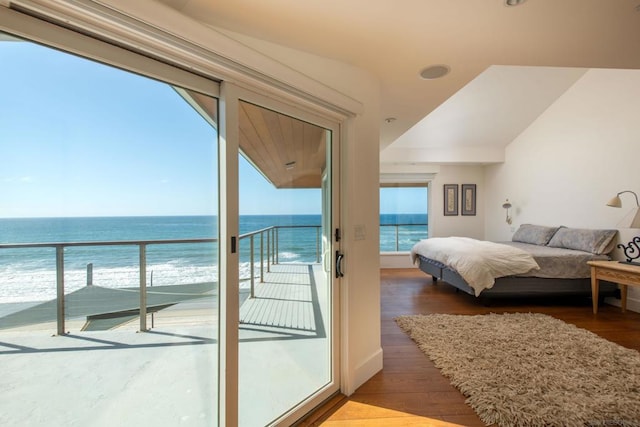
[430,165,486,239]
[484,68,640,311]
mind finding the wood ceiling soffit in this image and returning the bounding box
[238,101,325,189]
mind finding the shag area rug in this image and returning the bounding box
[395,313,640,427]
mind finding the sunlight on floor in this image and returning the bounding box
[322,401,467,426]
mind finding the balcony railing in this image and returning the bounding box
[0,224,322,335]
[379,222,428,252]
[239,225,322,296]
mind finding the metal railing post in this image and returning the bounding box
[56,246,65,336]
[260,231,264,283]
[250,235,255,298]
[316,227,321,263]
[86,263,93,286]
[395,225,400,252]
[150,270,154,329]
[266,228,271,273]
[272,228,276,265]
[139,244,148,332]
[275,227,279,264]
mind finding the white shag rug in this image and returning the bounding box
[395,312,640,427]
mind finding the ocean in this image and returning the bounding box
[379,213,428,252]
[0,214,427,303]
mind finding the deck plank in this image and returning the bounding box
[239,264,321,336]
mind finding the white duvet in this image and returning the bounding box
[411,237,540,296]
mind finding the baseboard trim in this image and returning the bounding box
[350,347,383,395]
[380,252,416,269]
[604,296,640,313]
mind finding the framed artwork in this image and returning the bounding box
[461,184,476,216]
[443,184,458,216]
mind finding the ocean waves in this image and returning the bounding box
[0,262,219,303]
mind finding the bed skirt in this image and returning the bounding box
[418,255,619,299]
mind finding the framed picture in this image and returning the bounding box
[443,184,458,216]
[461,184,476,216]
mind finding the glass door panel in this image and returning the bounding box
[0,32,220,426]
[237,100,335,426]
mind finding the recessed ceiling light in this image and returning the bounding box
[419,65,450,80]
[505,0,526,6]
[385,117,397,123]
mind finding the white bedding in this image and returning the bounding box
[411,237,540,296]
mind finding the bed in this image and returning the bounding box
[411,224,620,300]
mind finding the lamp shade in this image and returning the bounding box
[606,195,622,208]
[607,190,640,208]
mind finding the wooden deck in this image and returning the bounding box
[240,263,326,338]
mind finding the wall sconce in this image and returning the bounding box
[502,199,512,225]
[606,190,640,228]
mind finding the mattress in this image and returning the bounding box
[417,254,619,299]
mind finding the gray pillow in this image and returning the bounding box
[547,227,618,255]
[512,224,560,246]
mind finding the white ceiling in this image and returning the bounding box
[157,0,640,164]
[384,65,589,164]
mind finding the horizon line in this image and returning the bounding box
[0,212,426,220]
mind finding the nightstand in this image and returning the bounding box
[588,260,640,314]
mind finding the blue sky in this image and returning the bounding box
[0,39,323,217]
[1,38,424,218]
[380,187,428,214]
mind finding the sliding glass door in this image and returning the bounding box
[0,21,221,427]
[1,8,342,425]
[232,95,340,426]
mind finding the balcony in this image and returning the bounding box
[0,225,329,426]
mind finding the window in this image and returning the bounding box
[380,186,428,252]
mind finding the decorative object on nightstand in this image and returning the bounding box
[606,190,640,228]
[617,236,640,265]
[502,199,512,225]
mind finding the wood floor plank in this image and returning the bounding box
[308,268,640,426]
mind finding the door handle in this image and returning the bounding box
[335,251,344,278]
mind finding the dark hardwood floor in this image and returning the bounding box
[304,268,640,426]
